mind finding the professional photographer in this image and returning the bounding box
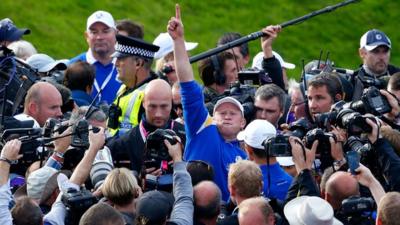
[254,84,287,128]
[26,53,67,84]
[106,79,186,180]
[14,81,63,127]
[199,51,239,102]
[352,29,400,101]
[135,135,193,225]
[0,18,30,47]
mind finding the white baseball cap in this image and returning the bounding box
[252,51,295,70]
[87,10,115,31]
[213,97,244,116]
[153,32,198,59]
[237,119,276,149]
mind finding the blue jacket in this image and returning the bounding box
[181,81,247,201]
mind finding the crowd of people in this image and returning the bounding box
[1,3,400,225]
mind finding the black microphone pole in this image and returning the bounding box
[189,0,359,64]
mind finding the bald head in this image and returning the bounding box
[193,181,221,222]
[24,82,62,126]
[143,79,172,127]
[325,171,359,210]
[238,197,275,225]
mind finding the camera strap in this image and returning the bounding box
[139,120,175,142]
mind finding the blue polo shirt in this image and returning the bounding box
[260,163,292,201]
[70,50,121,105]
[181,80,247,201]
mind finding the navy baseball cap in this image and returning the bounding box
[0,18,30,42]
[360,29,391,51]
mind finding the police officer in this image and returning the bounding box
[108,34,159,137]
[352,29,400,100]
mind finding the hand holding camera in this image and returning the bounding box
[289,136,316,174]
[164,136,182,162]
[365,117,381,145]
[88,127,105,152]
[53,125,72,154]
[1,139,22,162]
[380,89,400,122]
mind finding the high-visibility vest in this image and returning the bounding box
[109,84,147,136]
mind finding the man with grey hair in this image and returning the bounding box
[70,10,120,104]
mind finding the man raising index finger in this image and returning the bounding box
[170,4,247,201]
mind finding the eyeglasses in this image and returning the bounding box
[291,100,306,107]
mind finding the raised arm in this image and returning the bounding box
[168,4,194,83]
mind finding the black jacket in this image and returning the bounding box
[107,119,186,173]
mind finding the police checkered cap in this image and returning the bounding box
[112,34,160,59]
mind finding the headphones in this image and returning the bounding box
[211,54,226,86]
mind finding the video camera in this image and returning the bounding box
[0,46,38,118]
[62,187,98,225]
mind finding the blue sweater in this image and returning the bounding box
[181,81,247,201]
[260,163,292,201]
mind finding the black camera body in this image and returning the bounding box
[337,109,373,136]
[341,196,375,215]
[62,187,98,225]
[71,119,90,149]
[304,128,335,155]
[146,129,178,162]
[263,134,292,157]
[345,136,371,155]
[288,118,314,139]
[107,104,122,129]
[345,86,391,116]
[238,69,271,86]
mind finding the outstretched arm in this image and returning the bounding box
[168,4,194,83]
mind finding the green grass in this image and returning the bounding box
[1,0,399,80]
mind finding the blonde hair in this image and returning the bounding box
[228,160,263,198]
[102,168,140,206]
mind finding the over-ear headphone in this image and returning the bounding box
[211,54,226,86]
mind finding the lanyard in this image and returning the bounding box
[139,120,175,142]
[93,59,117,102]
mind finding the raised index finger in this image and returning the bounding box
[175,4,181,20]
